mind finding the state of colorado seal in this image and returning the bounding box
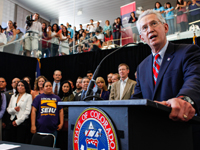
[73,108,119,150]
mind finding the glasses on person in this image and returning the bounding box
[140,20,162,33]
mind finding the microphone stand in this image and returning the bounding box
[83,42,137,101]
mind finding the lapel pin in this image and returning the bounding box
[167,58,171,61]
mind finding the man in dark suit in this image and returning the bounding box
[75,77,90,101]
[131,9,200,123]
[52,70,62,95]
[2,77,20,141]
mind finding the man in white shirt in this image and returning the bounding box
[89,19,96,36]
[95,31,104,42]
[52,70,62,95]
[109,63,136,100]
[24,13,42,57]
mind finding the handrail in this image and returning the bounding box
[0,7,200,57]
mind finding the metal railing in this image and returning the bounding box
[0,7,200,58]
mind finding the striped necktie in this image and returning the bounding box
[153,54,160,85]
[54,83,58,95]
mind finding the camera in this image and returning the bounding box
[26,14,34,28]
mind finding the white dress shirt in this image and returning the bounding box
[53,81,60,94]
[13,89,16,94]
[152,41,169,66]
[120,77,129,100]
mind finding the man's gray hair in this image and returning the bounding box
[82,77,90,83]
[136,9,166,34]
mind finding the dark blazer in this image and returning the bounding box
[2,90,13,127]
[128,16,138,23]
[131,42,200,114]
[74,91,95,101]
[74,91,82,101]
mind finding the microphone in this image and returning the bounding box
[83,42,137,101]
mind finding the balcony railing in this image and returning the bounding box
[0,7,200,58]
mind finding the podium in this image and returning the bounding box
[58,99,200,150]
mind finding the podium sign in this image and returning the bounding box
[73,107,119,150]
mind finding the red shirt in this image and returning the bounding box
[104,35,113,42]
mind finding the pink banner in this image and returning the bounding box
[120,2,136,45]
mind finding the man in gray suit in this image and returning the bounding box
[75,77,90,101]
[109,63,136,100]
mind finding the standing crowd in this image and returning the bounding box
[0,63,136,150]
[0,14,123,57]
[0,0,200,57]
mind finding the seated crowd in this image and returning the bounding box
[0,0,199,57]
[0,63,136,149]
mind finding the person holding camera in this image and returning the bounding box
[24,13,42,57]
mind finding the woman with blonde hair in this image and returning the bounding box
[96,77,110,100]
[31,76,47,100]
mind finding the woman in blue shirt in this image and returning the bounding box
[154,2,165,17]
[103,20,112,35]
[165,2,175,35]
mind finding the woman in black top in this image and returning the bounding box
[113,18,121,46]
[57,81,74,150]
[128,12,139,43]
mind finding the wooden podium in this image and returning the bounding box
[58,99,200,150]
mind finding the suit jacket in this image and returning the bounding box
[131,42,200,114]
[74,91,95,101]
[109,78,137,100]
[74,91,82,101]
[7,93,32,125]
[2,90,13,126]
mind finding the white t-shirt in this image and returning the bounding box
[0,33,7,52]
[89,24,96,33]
[96,33,104,42]
[51,31,59,45]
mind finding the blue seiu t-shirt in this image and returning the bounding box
[189,2,200,16]
[165,7,174,20]
[154,6,165,17]
[32,93,63,133]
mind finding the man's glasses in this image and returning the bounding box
[140,20,163,33]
